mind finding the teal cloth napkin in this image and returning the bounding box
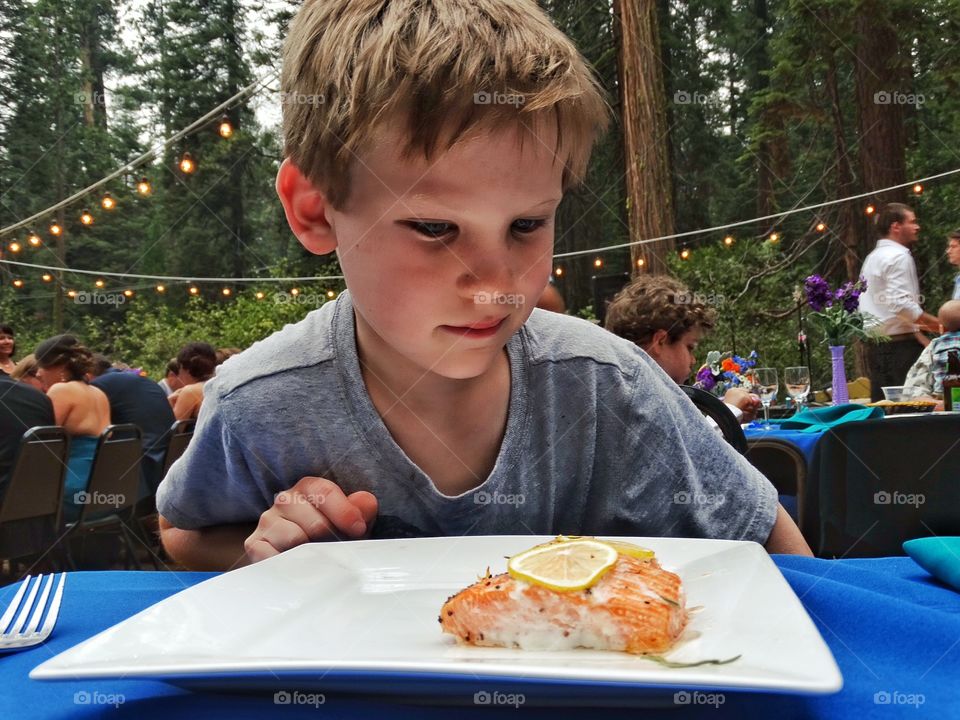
[904,537,960,592]
[777,403,885,433]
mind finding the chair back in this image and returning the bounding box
[0,426,68,524]
[680,385,748,454]
[0,426,69,564]
[161,418,195,477]
[745,438,808,524]
[801,414,960,557]
[77,424,142,523]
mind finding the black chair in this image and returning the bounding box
[745,438,808,524]
[63,424,145,570]
[160,418,195,478]
[680,385,748,455]
[133,418,196,566]
[801,414,960,558]
[0,427,69,573]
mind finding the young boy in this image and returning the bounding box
[931,300,960,395]
[604,275,761,422]
[157,0,810,570]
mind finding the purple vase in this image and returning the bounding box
[830,345,849,405]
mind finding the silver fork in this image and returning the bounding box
[0,574,66,652]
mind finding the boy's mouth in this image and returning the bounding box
[440,316,508,339]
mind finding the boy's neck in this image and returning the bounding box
[354,311,509,414]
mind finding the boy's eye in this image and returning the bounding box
[512,218,547,234]
[407,221,455,239]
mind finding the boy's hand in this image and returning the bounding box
[722,388,761,423]
[244,476,378,563]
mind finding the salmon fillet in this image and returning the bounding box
[439,554,687,654]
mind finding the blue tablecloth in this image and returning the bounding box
[744,425,822,465]
[2,558,959,719]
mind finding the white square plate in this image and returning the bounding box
[31,536,841,704]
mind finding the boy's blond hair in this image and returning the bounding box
[281,0,609,209]
[939,300,960,332]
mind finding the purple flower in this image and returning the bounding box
[695,366,716,390]
[804,275,833,312]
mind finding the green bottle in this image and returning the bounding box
[944,350,960,412]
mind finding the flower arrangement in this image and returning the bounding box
[803,275,882,346]
[694,350,758,396]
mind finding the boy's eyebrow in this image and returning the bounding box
[399,196,562,215]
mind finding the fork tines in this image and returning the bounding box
[0,573,66,649]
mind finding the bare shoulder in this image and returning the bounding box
[181,382,205,400]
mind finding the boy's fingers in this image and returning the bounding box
[245,538,279,564]
[347,491,379,528]
[248,513,311,560]
[294,476,367,537]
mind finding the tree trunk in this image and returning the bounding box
[827,50,869,378]
[854,0,908,208]
[612,0,675,275]
[748,0,775,224]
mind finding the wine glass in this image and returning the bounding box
[752,367,779,430]
[784,366,811,415]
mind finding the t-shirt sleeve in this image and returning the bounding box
[155,380,272,530]
[600,361,778,544]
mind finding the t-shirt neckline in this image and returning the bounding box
[330,291,529,504]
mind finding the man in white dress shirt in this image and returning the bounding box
[860,203,941,401]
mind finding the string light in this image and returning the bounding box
[179,152,196,174]
[27,230,41,246]
[913,183,924,195]
[290,287,300,296]
[768,231,780,243]
[218,116,234,138]
[67,290,77,298]
[221,287,232,296]
[679,247,691,261]
[80,209,94,226]
[188,285,199,295]
[155,284,166,293]
[815,222,827,233]
[101,193,116,210]
[554,267,564,277]
[865,204,876,215]
[326,290,336,298]
[123,289,134,298]
[49,222,62,236]
[255,291,265,300]
[42,273,52,282]
[723,235,735,247]
[12,279,23,288]
[636,257,645,268]
[9,241,21,253]
[94,278,105,288]
[137,177,152,196]
[593,257,603,269]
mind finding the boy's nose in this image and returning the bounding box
[457,252,517,300]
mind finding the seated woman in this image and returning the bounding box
[170,341,218,421]
[0,324,17,375]
[604,275,760,423]
[10,353,44,392]
[34,335,111,521]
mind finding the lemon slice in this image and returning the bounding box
[598,539,655,560]
[551,535,655,560]
[507,539,618,592]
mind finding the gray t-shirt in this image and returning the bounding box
[157,292,778,542]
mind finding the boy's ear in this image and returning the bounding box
[646,329,669,356]
[276,158,338,255]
